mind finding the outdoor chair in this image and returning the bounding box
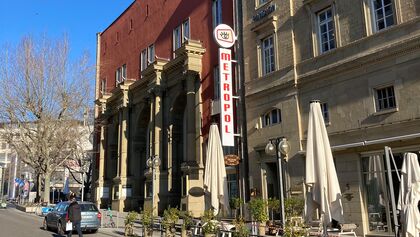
[191,219,202,236]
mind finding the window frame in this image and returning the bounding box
[374,85,397,112]
[140,49,147,72]
[100,79,106,95]
[261,34,275,76]
[261,108,281,128]
[317,7,336,54]
[212,0,222,28]
[148,44,155,64]
[256,0,270,8]
[320,102,330,124]
[173,19,191,55]
[370,0,395,32]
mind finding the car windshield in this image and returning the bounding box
[80,204,98,212]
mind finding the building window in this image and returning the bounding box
[173,19,190,54]
[262,109,281,127]
[173,26,182,51]
[183,19,190,40]
[212,0,222,28]
[375,86,396,111]
[371,0,394,31]
[321,102,330,123]
[140,49,147,72]
[317,8,336,53]
[115,64,126,84]
[261,35,275,75]
[100,79,106,95]
[213,66,220,100]
[115,67,121,84]
[257,0,269,7]
[362,154,403,234]
[148,44,155,64]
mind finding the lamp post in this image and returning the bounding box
[265,137,291,228]
[146,155,161,214]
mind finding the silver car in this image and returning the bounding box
[43,201,101,235]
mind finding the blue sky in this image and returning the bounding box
[0,0,134,65]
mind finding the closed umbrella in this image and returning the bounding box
[204,124,229,215]
[397,152,420,237]
[305,101,344,234]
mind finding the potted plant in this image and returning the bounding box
[248,198,268,236]
[283,197,307,237]
[124,211,138,236]
[179,210,193,237]
[229,197,242,219]
[140,207,154,237]
[162,207,179,237]
[267,197,280,221]
[201,209,219,237]
[233,217,249,237]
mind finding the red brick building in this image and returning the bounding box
[93,0,234,215]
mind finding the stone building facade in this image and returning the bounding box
[243,0,420,236]
[93,0,234,216]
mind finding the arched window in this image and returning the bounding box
[262,108,281,127]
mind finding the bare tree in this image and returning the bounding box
[0,35,93,203]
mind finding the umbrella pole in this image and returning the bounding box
[384,146,399,237]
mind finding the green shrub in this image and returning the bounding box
[248,198,268,223]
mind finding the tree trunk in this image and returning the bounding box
[36,173,42,203]
[43,173,51,204]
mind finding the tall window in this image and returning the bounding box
[321,102,330,123]
[212,0,222,28]
[173,26,182,50]
[371,0,394,31]
[116,65,126,84]
[318,8,336,53]
[375,86,396,111]
[148,44,155,64]
[173,19,190,53]
[115,67,122,84]
[362,154,404,234]
[262,109,281,127]
[140,49,147,72]
[262,35,275,75]
[213,66,220,100]
[100,79,106,94]
[183,20,190,40]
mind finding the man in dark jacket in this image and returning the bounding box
[67,193,83,237]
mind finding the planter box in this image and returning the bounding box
[16,204,37,213]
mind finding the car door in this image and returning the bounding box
[49,204,61,227]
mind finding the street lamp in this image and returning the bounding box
[146,155,161,213]
[265,137,291,229]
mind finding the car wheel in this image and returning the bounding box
[43,218,49,230]
[57,222,65,236]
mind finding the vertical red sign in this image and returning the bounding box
[219,48,234,146]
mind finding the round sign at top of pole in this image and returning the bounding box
[213,24,236,48]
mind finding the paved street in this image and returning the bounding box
[0,204,124,237]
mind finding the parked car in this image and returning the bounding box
[41,206,54,216]
[43,201,101,235]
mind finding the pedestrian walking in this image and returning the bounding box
[67,193,83,237]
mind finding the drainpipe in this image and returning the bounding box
[234,0,250,203]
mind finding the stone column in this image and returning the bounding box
[182,72,205,217]
[95,97,109,208]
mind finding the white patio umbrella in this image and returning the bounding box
[397,152,420,237]
[204,124,229,215]
[305,101,344,233]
